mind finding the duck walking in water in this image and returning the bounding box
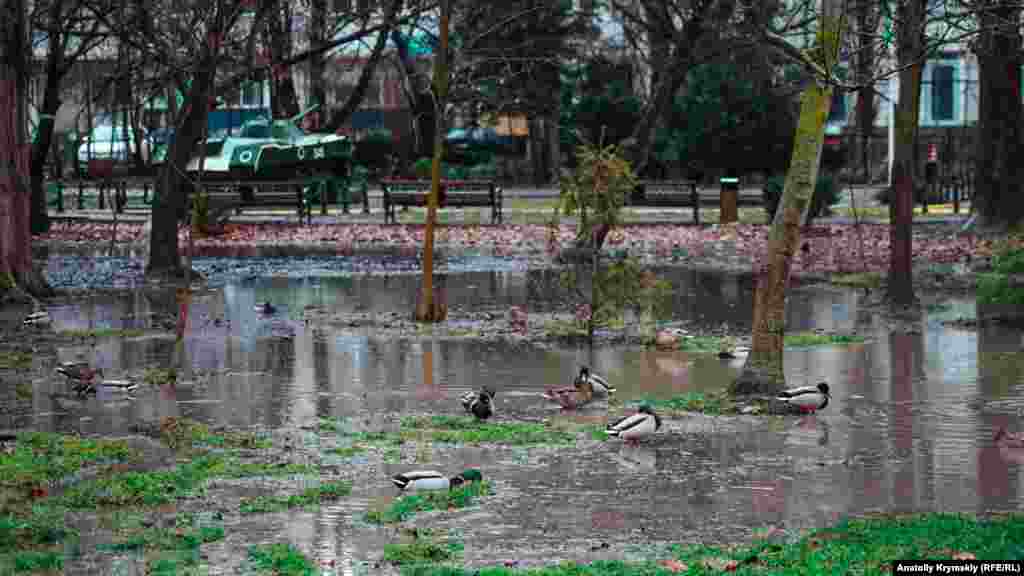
[461,387,496,420]
[391,469,483,492]
[56,362,104,396]
[776,382,831,413]
[543,374,594,410]
[606,405,661,446]
[575,366,615,397]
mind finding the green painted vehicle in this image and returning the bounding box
[185,103,352,182]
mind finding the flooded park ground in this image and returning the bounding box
[3,216,1024,574]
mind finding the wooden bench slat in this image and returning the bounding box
[380,179,502,224]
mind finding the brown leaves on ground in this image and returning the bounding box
[659,559,689,572]
[37,222,1006,277]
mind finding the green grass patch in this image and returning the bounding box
[0,350,33,370]
[377,513,1024,576]
[327,444,367,458]
[100,513,224,553]
[0,505,75,553]
[636,391,739,416]
[784,331,865,347]
[0,432,134,492]
[365,480,491,524]
[159,417,270,452]
[399,416,575,446]
[239,481,352,515]
[142,367,178,388]
[0,549,64,574]
[57,328,144,339]
[248,542,317,576]
[831,271,884,289]
[383,532,464,566]
[677,335,729,353]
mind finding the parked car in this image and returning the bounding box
[76,125,151,177]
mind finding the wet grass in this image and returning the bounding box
[0,432,134,492]
[158,417,271,452]
[0,350,33,370]
[327,444,367,458]
[0,549,64,574]
[100,512,225,554]
[239,481,352,514]
[831,271,884,289]
[676,332,863,354]
[384,531,464,566]
[389,513,1024,575]
[248,542,317,576]
[632,391,740,416]
[400,415,577,446]
[142,367,178,388]
[364,480,491,524]
[784,331,866,347]
[56,328,145,339]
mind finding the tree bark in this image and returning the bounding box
[853,0,878,183]
[888,0,926,307]
[29,0,67,235]
[309,0,326,122]
[973,1,1024,229]
[732,5,844,396]
[1,0,51,300]
[392,29,435,159]
[415,0,448,323]
[147,44,217,278]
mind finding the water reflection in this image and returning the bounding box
[19,261,1024,566]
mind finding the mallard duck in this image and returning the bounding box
[461,387,495,420]
[543,374,594,409]
[575,366,616,397]
[718,346,751,360]
[56,362,103,396]
[776,382,830,413]
[994,427,1024,449]
[606,405,661,445]
[255,302,276,314]
[391,469,483,492]
[22,311,51,326]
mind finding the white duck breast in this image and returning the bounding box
[777,385,829,411]
[392,470,450,491]
[607,413,657,440]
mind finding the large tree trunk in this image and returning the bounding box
[732,5,844,396]
[30,59,61,235]
[888,0,926,307]
[1,0,51,300]
[973,1,1024,229]
[309,0,326,122]
[392,29,435,159]
[147,57,217,278]
[415,0,448,323]
[853,0,878,183]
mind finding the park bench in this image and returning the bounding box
[629,179,763,224]
[380,179,503,224]
[200,181,310,223]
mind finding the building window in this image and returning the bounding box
[828,91,847,123]
[932,64,954,121]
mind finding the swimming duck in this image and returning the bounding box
[461,387,495,420]
[56,362,103,396]
[776,382,830,413]
[543,374,594,409]
[575,366,616,397]
[255,302,276,314]
[22,311,51,327]
[391,469,483,492]
[606,405,662,445]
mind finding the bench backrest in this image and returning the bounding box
[381,179,495,193]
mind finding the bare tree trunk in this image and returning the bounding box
[973,1,1024,229]
[1,0,50,299]
[147,43,218,278]
[392,29,435,159]
[732,3,845,396]
[853,0,878,184]
[888,0,926,307]
[415,0,448,323]
[309,0,326,120]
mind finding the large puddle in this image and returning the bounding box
[10,251,1024,570]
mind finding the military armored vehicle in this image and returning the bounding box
[185,103,351,181]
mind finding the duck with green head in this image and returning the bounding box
[391,469,483,492]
